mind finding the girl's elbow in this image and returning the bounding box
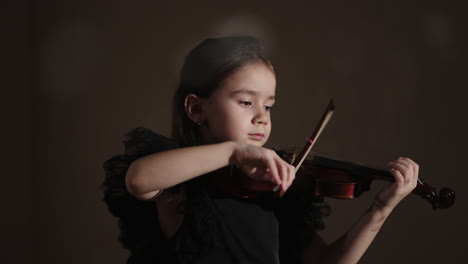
[125,161,149,200]
[125,160,165,201]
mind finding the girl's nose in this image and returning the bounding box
[253,108,268,125]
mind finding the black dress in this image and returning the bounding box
[102,127,328,264]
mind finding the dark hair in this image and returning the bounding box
[171,36,275,146]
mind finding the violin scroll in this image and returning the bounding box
[438,188,456,209]
[413,179,455,210]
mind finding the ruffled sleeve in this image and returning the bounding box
[101,127,178,262]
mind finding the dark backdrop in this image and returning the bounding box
[3,0,467,263]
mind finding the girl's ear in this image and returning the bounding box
[184,94,205,124]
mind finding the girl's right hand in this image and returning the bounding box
[229,142,296,192]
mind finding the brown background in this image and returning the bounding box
[3,0,467,263]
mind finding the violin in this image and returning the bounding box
[285,151,454,210]
[209,100,455,210]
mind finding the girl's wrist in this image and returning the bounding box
[226,141,240,166]
[369,197,394,223]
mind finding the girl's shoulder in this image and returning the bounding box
[120,127,179,158]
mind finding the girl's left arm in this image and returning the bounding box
[303,157,419,264]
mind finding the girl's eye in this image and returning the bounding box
[265,105,273,111]
[240,101,252,107]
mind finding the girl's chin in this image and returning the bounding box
[200,136,266,147]
[244,139,266,147]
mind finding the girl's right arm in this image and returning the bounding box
[125,141,295,200]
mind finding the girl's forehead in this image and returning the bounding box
[217,62,276,96]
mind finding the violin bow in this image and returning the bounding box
[276,99,335,196]
[292,99,335,171]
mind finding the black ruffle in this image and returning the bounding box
[102,127,226,264]
[102,127,179,262]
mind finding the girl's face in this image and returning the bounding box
[199,62,276,147]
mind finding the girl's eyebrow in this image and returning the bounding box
[230,89,275,100]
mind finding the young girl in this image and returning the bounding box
[102,36,419,264]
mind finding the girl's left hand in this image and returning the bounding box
[375,157,419,210]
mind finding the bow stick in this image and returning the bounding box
[292,99,335,170]
[276,99,335,196]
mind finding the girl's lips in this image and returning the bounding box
[248,133,265,141]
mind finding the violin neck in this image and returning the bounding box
[310,155,394,181]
